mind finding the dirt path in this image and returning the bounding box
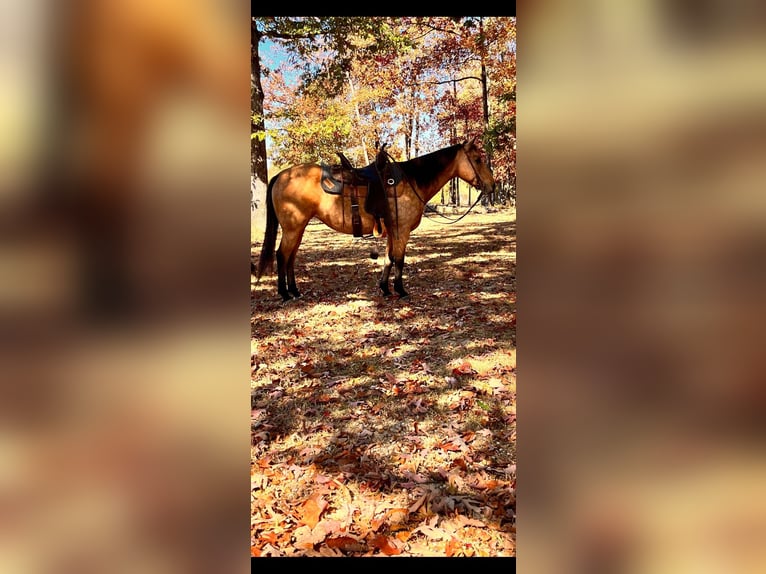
[251,208,516,557]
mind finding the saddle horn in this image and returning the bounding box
[375,142,389,169]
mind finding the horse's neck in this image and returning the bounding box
[417,163,458,203]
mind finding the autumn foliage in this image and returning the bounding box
[256,17,516,198]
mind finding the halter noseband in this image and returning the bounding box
[461,146,489,193]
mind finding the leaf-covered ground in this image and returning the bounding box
[251,208,516,557]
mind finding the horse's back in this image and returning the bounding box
[272,163,322,193]
[271,163,325,214]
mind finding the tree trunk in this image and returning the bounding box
[413,98,420,157]
[479,17,493,205]
[347,72,370,164]
[251,21,268,186]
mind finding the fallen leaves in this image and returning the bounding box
[251,211,516,557]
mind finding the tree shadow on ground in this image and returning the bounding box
[251,210,516,555]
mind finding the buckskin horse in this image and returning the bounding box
[254,140,495,301]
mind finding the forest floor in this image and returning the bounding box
[250,207,516,557]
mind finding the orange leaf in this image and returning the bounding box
[451,458,468,470]
[476,478,502,490]
[300,363,314,373]
[437,440,462,452]
[370,534,401,556]
[385,507,410,523]
[445,537,460,557]
[325,536,366,553]
[300,494,328,528]
[452,361,474,376]
[260,531,278,544]
[370,517,386,532]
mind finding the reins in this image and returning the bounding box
[425,190,485,224]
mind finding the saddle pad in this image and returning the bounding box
[319,163,344,194]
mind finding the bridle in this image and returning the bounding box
[461,146,492,196]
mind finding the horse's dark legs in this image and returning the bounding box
[393,256,408,298]
[286,250,301,299]
[380,233,410,298]
[276,225,307,301]
[275,251,292,302]
[380,255,408,298]
[379,254,394,296]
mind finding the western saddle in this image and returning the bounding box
[320,145,402,237]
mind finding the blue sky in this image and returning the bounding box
[259,39,299,88]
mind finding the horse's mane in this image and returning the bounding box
[397,144,463,189]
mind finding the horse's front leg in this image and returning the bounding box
[393,255,408,299]
[379,255,393,297]
[379,236,394,296]
[389,232,411,299]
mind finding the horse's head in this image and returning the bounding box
[458,139,495,195]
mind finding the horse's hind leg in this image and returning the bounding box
[275,250,291,302]
[286,242,303,299]
[277,226,307,301]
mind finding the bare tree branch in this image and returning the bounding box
[428,76,483,85]
[419,22,462,36]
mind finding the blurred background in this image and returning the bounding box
[0,0,250,572]
[4,0,766,570]
[519,0,766,572]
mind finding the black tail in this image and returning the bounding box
[255,175,279,281]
